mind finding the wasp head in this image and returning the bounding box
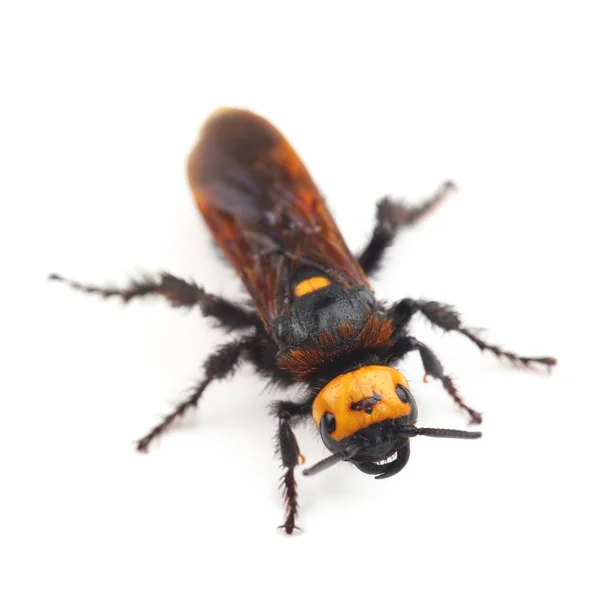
[306,365,481,479]
[311,366,417,479]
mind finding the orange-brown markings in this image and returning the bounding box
[187,108,372,329]
[312,366,411,441]
[294,277,331,297]
[277,315,394,380]
[252,136,323,226]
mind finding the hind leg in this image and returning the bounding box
[49,272,260,331]
[358,180,455,277]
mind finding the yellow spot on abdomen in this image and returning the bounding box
[294,276,331,297]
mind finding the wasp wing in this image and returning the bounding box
[188,109,370,331]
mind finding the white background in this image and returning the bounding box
[1,2,599,599]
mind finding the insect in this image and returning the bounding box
[50,108,556,533]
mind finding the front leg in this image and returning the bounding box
[395,336,483,424]
[272,400,312,534]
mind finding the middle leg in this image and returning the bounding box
[136,334,260,451]
[392,298,557,370]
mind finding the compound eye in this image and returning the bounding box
[322,412,336,434]
[395,385,411,403]
[319,411,342,453]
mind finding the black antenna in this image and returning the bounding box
[303,429,480,477]
[303,452,345,476]
[396,426,482,440]
[303,445,360,477]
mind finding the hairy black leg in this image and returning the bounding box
[394,299,557,370]
[271,400,313,534]
[401,336,483,425]
[136,335,258,451]
[244,335,297,389]
[49,272,260,331]
[358,180,455,277]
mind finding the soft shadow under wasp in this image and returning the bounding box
[50,108,557,534]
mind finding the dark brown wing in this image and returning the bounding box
[188,108,370,331]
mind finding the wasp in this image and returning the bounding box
[51,108,556,533]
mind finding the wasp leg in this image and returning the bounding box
[49,272,260,331]
[272,400,313,534]
[394,299,557,370]
[398,336,483,425]
[358,180,455,277]
[136,334,258,451]
[243,337,297,389]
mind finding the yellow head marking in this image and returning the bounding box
[294,276,331,297]
[313,366,411,441]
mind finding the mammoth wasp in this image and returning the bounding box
[51,108,556,533]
